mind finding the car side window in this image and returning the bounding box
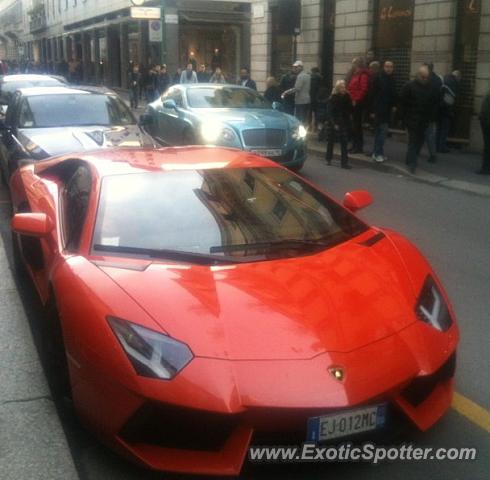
[18,98,34,128]
[5,92,21,127]
[62,165,92,251]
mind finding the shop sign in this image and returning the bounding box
[375,0,414,49]
[149,20,162,42]
[130,7,161,20]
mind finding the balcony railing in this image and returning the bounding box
[29,5,47,33]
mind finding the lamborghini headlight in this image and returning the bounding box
[292,124,307,141]
[415,276,453,332]
[108,317,193,379]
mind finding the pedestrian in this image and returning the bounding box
[309,67,322,131]
[180,63,198,84]
[128,64,141,109]
[145,65,157,101]
[197,64,210,82]
[370,60,397,163]
[281,60,311,126]
[478,89,490,175]
[279,67,297,116]
[188,52,197,71]
[424,62,443,163]
[173,67,182,85]
[437,70,461,153]
[400,65,439,174]
[209,67,226,84]
[264,76,282,104]
[211,48,222,72]
[325,80,353,169]
[347,57,370,153]
[238,67,257,90]
[157,64,171,95]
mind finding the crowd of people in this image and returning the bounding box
[2,51,489,175]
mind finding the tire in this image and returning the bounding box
[11,231,27,278]
[182,127,196,145]
[44,296,72,400]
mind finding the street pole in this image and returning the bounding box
[160,0,166,65]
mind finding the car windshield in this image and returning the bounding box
[92,168,368,264]
[187,86,269,109]
[19,94,136,128]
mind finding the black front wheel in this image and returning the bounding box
[182,127,196,145]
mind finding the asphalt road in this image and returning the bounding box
[0,152,488,480]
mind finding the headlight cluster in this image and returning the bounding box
[415,276,453,332]
[292,124,307,141]
[201,122,240,147]
[108,317,193,379]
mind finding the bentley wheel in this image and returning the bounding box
[182,128,196,145]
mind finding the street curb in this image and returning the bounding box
[307,142,490,198]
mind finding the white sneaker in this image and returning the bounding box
[374,155,385,163]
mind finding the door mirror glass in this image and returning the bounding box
[163,99,178,111]
[272,101,283,111]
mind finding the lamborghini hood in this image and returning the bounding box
[98,233,419,360]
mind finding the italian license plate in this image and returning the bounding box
[306,404,387,443]
[250,149,282,157]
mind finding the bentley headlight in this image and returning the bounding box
[201,121,223,143]
[108,317,193,379]
[292,124,307,140]
[415,276,453,332]
[201,122,239,147]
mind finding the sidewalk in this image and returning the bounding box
[308,130,490,197]
[0,189,79,479]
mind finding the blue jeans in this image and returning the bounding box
[437,115,451,151]
[425,122,437,156]
[373,122,388,156]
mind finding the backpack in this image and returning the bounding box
[441,83,456,107]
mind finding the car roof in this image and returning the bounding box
[178,83,255,91]
[35,146,279,177]
[0,74,62,82]
[17,85,116,96]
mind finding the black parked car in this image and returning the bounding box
[0,85,157,183]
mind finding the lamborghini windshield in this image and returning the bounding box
[92,168,368,263]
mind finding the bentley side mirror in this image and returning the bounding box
[272,101,283,111]
[163,99,178,111]
[343,190,373,212]
[11,213,53,237]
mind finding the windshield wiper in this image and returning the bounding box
[93,244,243,265]
[210,238,332,254]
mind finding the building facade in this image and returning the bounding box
[248,0,489,147]
[0,0,253,87]
[0,0,489,147]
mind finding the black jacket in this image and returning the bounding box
[370,72,397,123]
[480,92,490,128]
[327,93,353,130]
[400,79,439,130]
[264,85,282,104]
[239,78,257,90]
